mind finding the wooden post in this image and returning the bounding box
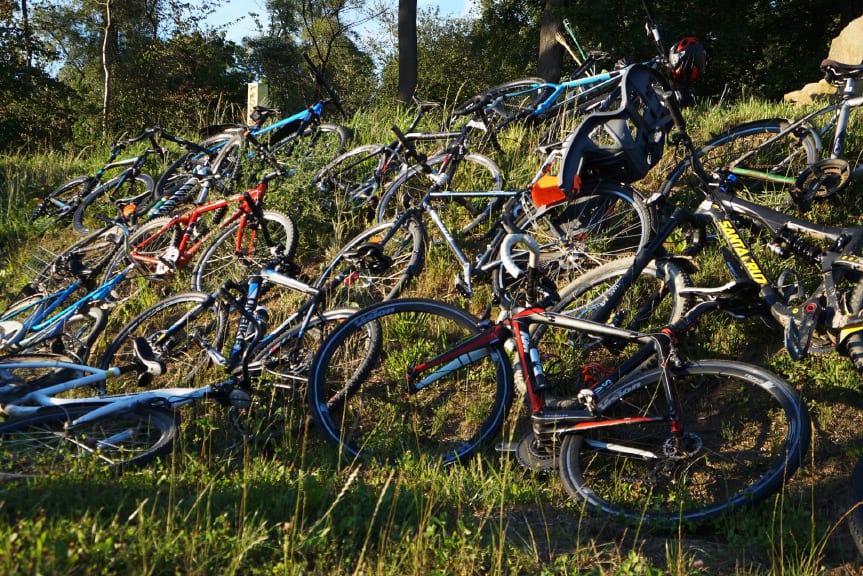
[247,81,269,124]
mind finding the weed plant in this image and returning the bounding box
[0,96,863,574]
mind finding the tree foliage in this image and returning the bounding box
[0,0,75,150]
[2,0,863,152]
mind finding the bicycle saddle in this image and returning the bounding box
[820,59,863,83]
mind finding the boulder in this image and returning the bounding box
[784,15,863,104]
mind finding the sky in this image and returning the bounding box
[211,0,475,44]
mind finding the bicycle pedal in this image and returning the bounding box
[783,299,822,360]
[495,442,519,453]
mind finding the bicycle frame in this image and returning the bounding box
[127,177,276,275]
[404,262,691,448]
[720,74,863,187]
[323,139,577,298]
[0,263,137,360]
[148,263,347,390]
[0,357,223,428]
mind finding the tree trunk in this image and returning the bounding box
[101,0,112,140]
[21,0,31,68]
[537,0,566,82]
[397,0,417,103]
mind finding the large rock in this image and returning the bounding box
[784,15,863,104]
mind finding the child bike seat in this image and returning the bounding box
[558,64,674,195]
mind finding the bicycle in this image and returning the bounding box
[0,224,152,364]
[312,97,503,236]
[99,170,297,299]
[448,0,695,147]
[0,340,179,475]
[95,252,382,399]
[312,97,445,215]
[659,59,863,213]
[313,63,671,307]
[30,127,164,233]
[70,129,223,235]
[159,53,349,197]
[305,228,810,525]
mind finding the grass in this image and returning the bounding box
[1,95,863,574]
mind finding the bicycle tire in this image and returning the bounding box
[660,118,820,211]
[308,298,514,465]
[496,181,654,291]
[838,281,863,374]
[97,292,228,393]
[72,172,156,235]
[314,217,425,308]
[190,209,298,293]
[312,143,394,215]
[848,455,863,555]
[30,175,95,224]
[270,123,348,176]
[31,224,124,290]
[0,403,177,476]
[249,307,382,433]
[450,77,553,130]
[558,359,810,524]
[0,352,84,405]
[375,151,505,240]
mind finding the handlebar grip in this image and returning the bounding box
[500,234,541,279]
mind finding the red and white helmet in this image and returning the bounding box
[668,36,707,86]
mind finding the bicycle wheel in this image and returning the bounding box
[848,456,863,555]
[72,172,156,235]
[314,218,425,308]
[450,78,553,130]
[97,292,228,393]
[376,152,505,240]
[509,181,654,288]
[558,359,810,524]
[270,123,349,176]
[0,403,176,476]
[660,119,820,211]
[30,175,95,224]
[190,209,297,293]
[31,224,124,290]
[312,144,394,215]
[249,307,381,428]
[308,298,514,465]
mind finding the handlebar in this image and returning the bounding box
[500,234,541,279]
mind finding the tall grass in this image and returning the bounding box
[1,94,863,574]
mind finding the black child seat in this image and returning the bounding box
[557,64,674,197]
